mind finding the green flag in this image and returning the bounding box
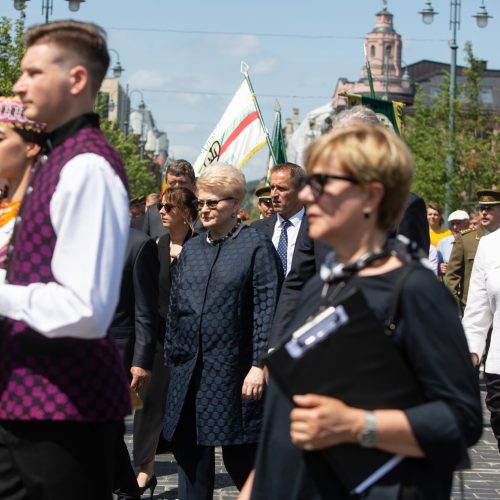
[266,100,287,184]
[344,93,405,137]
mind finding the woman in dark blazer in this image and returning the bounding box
[163,164,283,499]
[133,187,198,497]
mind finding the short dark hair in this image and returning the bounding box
[166,159,195,182]
[270,162,305,189]
[24,21,110,95]
[14,127,46,147]
[163,187,198,224]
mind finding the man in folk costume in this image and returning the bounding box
[0,21,131,500]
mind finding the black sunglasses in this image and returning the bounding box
[193,197,234,210]
[479,204,494,212]
[157,202,175,213]
[259,198,272,206]
[305,173,359,198]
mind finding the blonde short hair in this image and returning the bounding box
[196,163,247,201]
[305,126,413,231]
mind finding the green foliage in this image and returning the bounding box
[406,43,499,210]
[99,119,157,199]
[0,15,25,96]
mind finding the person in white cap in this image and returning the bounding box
[437,210,470,278]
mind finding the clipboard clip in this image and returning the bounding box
[286,305,349,359]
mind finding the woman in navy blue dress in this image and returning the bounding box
[163,164,282,499]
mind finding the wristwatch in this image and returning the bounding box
[357,411,377,448]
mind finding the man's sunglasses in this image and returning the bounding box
[157,202,175,213]
[479,204,495,212]
[304,173,359,198]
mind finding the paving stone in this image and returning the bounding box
[124,385,500,498]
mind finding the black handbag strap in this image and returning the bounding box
[384,263,416,337]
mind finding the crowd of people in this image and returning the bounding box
[0,18,498,500]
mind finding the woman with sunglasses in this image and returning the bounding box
[133,186,198,496]
[163,164,282,499]
[242,126,482,499]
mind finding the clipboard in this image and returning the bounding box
[264,288,424,492]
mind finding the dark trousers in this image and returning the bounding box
[0,420,124,500]
[172,393,256,500]
[113,437,140,500]
[133,340,170,466]
[485,372,500,452]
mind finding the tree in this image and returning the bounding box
[0,15,25,96]
[406,43,499,210]
[99,119,157,199]
[95,92,157,198]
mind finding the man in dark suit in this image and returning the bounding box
[252,163,328,347]
[110,228,159,499]
[331,106,429,255]
[396,191,430,255]
[143,159,196,241]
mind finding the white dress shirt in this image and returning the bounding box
[463,229,500,374]
[0,153,129,339]
[272,208,305,277]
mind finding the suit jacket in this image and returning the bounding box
[446,225,486,312]
[143,205,168,241]
[252,213,329,347]
[130,214,145,231]
[396,192,430,256]
[110,228,159,372]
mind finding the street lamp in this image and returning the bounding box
[419,0,491,222]
[108,48,125,79]
[66,0,84,12]
[473,2,493,28]
[13,0,86,23]
[418,1,437,25]
[401,61,411,90]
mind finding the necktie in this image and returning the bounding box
[277,219,291,275]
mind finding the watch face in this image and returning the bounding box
[360,428,377,448]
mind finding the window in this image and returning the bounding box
[370,45,375,58]
[480,88,494,105]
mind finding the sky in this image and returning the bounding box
[1,0,499,181]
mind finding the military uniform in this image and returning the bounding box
[446,225,486,312]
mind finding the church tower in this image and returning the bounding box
[346,2,413,104]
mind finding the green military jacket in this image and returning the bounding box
[445,225,486,312]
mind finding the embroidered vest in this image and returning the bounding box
[0,127,131,421]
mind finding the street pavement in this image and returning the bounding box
[124,379,500,499]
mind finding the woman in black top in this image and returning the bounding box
[242,126,482,499]
[134,187,197,496]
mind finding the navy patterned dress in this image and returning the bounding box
[163,225,282,445]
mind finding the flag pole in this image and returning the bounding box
[241,61,277,165]
[363,46,376,99]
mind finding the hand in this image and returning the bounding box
[130,366,152,391]
[471,353,480,367]
[242,366,264,400]
[439,263,448,274]
[263,366,270,385]
[290,394,365,451]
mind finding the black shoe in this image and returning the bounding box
[138,474,157,498]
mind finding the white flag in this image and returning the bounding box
[194,80,267,174]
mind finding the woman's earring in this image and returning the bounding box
[363,210,371,219]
